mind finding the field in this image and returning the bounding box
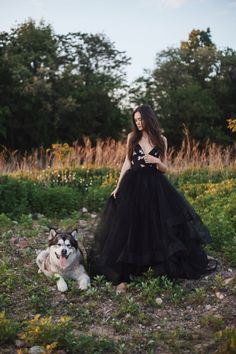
[0,137,236,353]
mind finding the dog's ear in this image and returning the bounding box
[48,228,57,240]
[71,229,78,240]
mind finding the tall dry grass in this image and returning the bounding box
[0,130,235,174]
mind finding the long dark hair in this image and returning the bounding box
[128,105,165,160]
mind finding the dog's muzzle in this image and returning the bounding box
[55,250,69,259]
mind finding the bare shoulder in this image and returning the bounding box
[127,132,133,138]
[161,134,167,145]
[127,132,133,142]
[161,135,168,155]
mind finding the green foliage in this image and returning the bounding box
[176,177,236,265]
[31,185,81,218]
[0,176,29,216]
[19,314,116,353]
[0,312,19,345]
[0,168,235,266]
[186,287,207,305]
[0,213,13,231]
[131,270,184,306]
[0,175,81,218]
[0,20,130,150]
[200,314,225,331]
[130,28,236,147]
[214,327,236,354]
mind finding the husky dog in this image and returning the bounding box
[36,228,90,292]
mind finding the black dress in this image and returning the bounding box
[90,143,213,285]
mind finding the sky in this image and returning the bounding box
[1,0,236,83]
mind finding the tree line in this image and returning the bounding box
[0,21,235,150]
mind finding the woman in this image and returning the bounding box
[90,104,215,293]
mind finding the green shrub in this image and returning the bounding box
[214,327,236,354]
[19,314,116,353]
[0,213,13,231]
[0,176,32,216]
[30,186,81,218]
[83,185,113,210]
[0,312,19,345]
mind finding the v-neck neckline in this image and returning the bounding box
[138,143,156,155]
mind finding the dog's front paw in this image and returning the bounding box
[78,275,90,290]
[57,278,68,292]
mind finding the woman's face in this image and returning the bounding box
[134,112,144,131]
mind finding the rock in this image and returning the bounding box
[155,297,163,305]
[10,237,29,248]
[79,220,88,228]
[205,304,211,310]
[82,207,88,213]
[223,277,234,285]
[91,213,97,219]
[228,268,233,272]
[18,238,29,249]
[215,292,224,300]
[15,339,25,347]
[29,346,45,353]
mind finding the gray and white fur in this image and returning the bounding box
[36,228,90,292]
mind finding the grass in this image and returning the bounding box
[0,134,235,352]
[0,211,235,353]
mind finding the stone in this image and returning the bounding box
[79,220,88,228]
[18,238,29,249]
[215,292,224,300]
[29,346,45,353]
[223,277,234,285]
[15,339,25,347]
[155,297,163,305]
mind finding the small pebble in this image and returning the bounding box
[29,346,45,354]
[205,304,211,310]
[155,297,163,305]
[215,292,224,300]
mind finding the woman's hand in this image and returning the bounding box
[143,154,160,164]
[111,185,119,199]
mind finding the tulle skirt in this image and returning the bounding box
[89,167,213,285]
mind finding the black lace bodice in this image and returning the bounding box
[131,143,159,169]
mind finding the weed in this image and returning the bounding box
[0,312,19,345]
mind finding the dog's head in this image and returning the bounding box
[48,228,79,269]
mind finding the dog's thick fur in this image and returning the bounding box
[36,228,90,292]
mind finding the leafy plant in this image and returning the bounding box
[0,312,19,345]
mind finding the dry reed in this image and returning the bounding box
[0,131,235,174]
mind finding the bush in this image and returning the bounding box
[0,169,236,265]
[0,312,19,345]
[0,176,82,218]
[0,176,32,216]
[19,314,116,353]
[30,186,81,218]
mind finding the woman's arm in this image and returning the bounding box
[116,154,131,186]
[156,135,168,173]
[111,133,131,198]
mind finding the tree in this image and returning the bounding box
[130,28,235,147]
[0,20,131,150]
